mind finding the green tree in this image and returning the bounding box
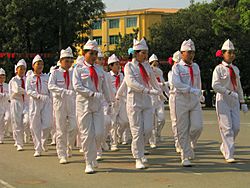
[0,0,105,80]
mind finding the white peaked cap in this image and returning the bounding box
[15,59,27,73]
[133,38,148,51]
[149,54,158,63]
[108,54,119,65]
[172,51,181,63]
[180,39,195,51]
[60,47,73,59]
[221,39,235,50]
[84,39,98,51]
[76,56,85,65]
[98,48,104,58]
[32,54,43,65]
[0,68,6,75]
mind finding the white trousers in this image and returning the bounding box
[174,94,203,160]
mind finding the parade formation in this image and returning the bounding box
[0,38,248,174]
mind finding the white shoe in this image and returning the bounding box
[85,163,94,174]
[59,157,67,164]
[14,143,17,147]
[92,160,98,168]
[182,159,192,167]
[111,145,119,151]
[176,147,181,153]
[79,149,84,153]
[0,141,4,144]
[136,159,145,169]
[102,142,109,151]
[122,141,128,145]
[67,149,72,158]
[33,151,41,157]
[50,142,56,146]
[96,156,102,161]
[150,144,157,149]
[226,158,236,163]
[141,156,148,163]
[17,145,23,151]
[220,145,226,158]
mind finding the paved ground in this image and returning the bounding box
[0,110,250,188]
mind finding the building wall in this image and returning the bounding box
[79,9,178,53]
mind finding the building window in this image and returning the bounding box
[109,19,119,28]
[109,35,119,45]
[93,37,102,45]
[126,17,137,27]
[93,20,102,30]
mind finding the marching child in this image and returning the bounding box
[124,38,162,169]
[171,39,203,167]
[73,39,111,174]
[9,59,28,151]
[212,39,248,163]
[26,55,53,157]
[0,68,11,144]
[48,47,78,164]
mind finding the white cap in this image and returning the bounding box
[180,39,195,51]
[98,48,104,58]
[76,56,85,65]
[149,54,158,63]
[32,54,43,65]
[133,38,148,51]
[108,54,119,65]
[15,59,27,73]
[172,51,181,63]
[0,68,6,75]
[84,39,98,51]
[221,39,235,50]
[60,47,73,59]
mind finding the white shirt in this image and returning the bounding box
[172,59,201,93]
[212,61,244,102]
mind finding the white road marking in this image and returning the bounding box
[0,179,16,188]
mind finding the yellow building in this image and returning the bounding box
[80,8,178,53]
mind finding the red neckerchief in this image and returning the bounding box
[84,62,98,91]
[36,74,42,93]
[227,64,237,90]
[185,64,194,86]
[63,70,70,89]
[138,62,149,86]
[21,77,25,101]
[114,74,120,89]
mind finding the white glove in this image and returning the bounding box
[94,92,103,100]
[200,95,205,103]
[190,88,202,96]
[17,87,25,95]
[107,104,112,115]
[65,90,74,96]
[149,89,161,95]
[241,104,248,113]
[230,91,238,100]
[38,94,49,102]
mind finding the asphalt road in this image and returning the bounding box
[0,110,250,188]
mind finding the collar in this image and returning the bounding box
[222,61,232,67]
[59,67,69,72]
[110,71,120,76]
[16,75,25,80]
[84,61,95,67]
[179,59,193,67]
